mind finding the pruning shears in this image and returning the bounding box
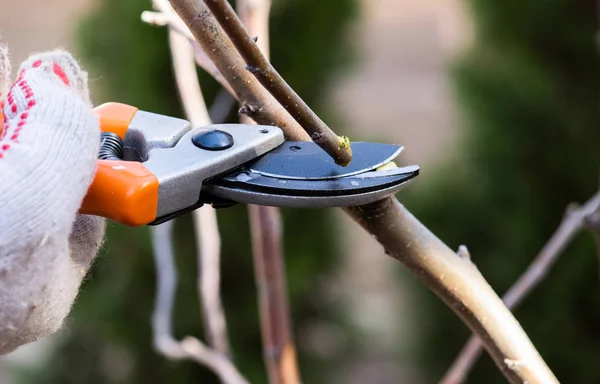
[79,103,419,226]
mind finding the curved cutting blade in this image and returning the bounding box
[203,165,419,208]
[246,141,403,180]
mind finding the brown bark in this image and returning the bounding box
[248,205,300,384]
[203,0,352,166]
[343,199,557,384]
[169,0,310,141]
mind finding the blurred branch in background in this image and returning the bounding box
[144,0,236,376]
[167,10,232,356]
[193,203,230,355]
[157,0,233,356]
[142,3,236,97]
[587,207,600,273]
[247,205,299,384]
[169,0,558,382]
[150,222,246,383]
[237,0,301,383]
[441,191,600,384]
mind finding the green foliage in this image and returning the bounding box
[402,0,599,382]
[22,0,358,383]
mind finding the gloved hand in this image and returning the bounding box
[0,45,105,354]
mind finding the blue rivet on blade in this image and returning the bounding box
[192,130,234,150]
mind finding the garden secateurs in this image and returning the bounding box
[79,103,419,226]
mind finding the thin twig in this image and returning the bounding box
[501,193,600,309]
[142,0,237,98]
[203,0,352,166]
[148,18,239,378]
[440,192,600,384]
[167,28,211,126]
[150,221,181,357]
[168,24,231,356]
[238,1,300,382]
[169,1,558,381]
[194,204,229,354]
[147,1,232,371]
[180,336,246,381]
[587,209,600,278]
[587,171,600,277]
[150,223,247,384]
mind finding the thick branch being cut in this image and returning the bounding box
[203,0,352,166]
[441,192,600,384]
[343,200,557,384]
[169,0,309,142]
[168,1,557,382]
[166,0,349,165]
[238,0,300,382]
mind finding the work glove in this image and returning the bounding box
[0,46,105,354]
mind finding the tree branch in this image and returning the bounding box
[441,191,600,384]
[167,22,231,356]
[343,200,558,384]
[168,1,558,382]
[169,0,309,142]
[238,1,300,381]
[194,205,230,355]
[145,0,232,365]
[202,0,352,166]
[585,198,600,277]
[248,205,300,384]
[167,27,211,125]
[150,222,247,384]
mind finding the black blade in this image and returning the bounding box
[246,141,403,180]
[203,165,419,208]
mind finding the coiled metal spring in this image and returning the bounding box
[98,132,124,160]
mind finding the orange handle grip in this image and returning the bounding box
[78,102,160,226]
[93,102,139,139]
[80,160,159,226]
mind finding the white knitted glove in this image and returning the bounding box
[0,46,105,354]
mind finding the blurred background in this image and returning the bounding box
[0,0,598,383]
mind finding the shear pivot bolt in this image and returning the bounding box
[192,130,234,151]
